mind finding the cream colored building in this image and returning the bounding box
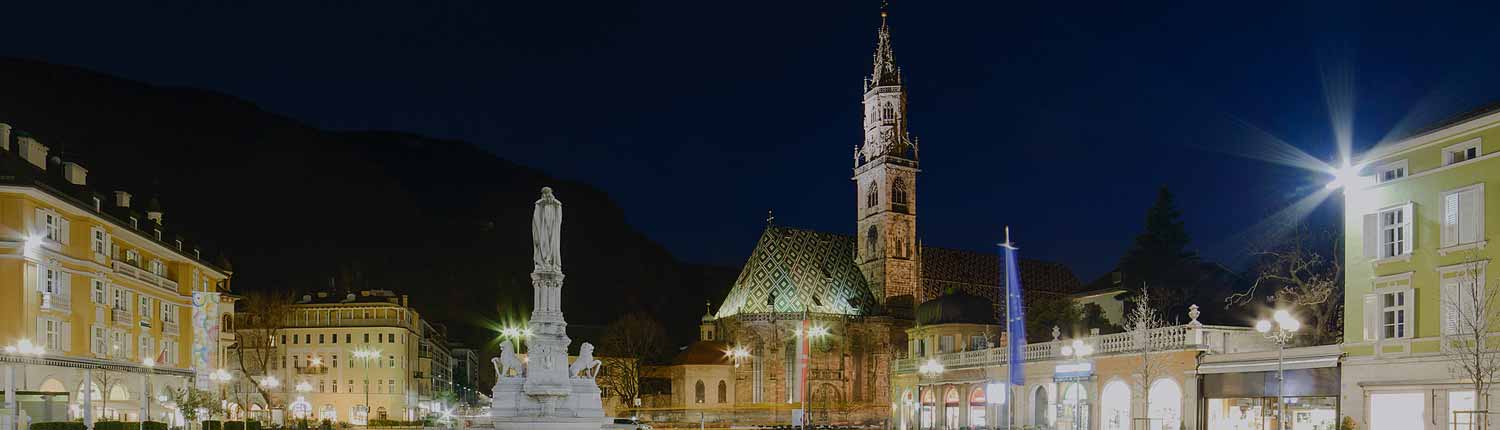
[246,290,423,424]
[0,123,234,429]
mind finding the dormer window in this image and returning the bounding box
[1443,138,1481,166]
[1377,160,1407,183]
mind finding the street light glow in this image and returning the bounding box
[1324,160,1364,190]
[918,358,944,375]
[1255,320,1272,333]
[260,376,280,388]
[806,326,830,338]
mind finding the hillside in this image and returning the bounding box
[0,57,735,353]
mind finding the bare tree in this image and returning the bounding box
[1441,251,1500,429]
[92,369,124,420]
[1227,227,1344,345]
[596,312,668,407]
[230,290,294,410]
[1127,287,1168,429]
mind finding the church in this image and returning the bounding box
[636,10,1081,426]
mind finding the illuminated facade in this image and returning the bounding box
[1339,104,1500,430]
[0,123,233,428]
[252,290,424,424]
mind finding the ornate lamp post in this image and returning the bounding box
[1256,310,1300,430]
[352,349,381,425]
[799,325,829,429]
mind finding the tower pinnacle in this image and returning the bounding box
[870,5,900,89]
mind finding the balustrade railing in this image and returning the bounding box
[113,260,179,293]
[40,292,71,313]
[893,323,1261,374]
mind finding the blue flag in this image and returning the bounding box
[1003,243,1026,386]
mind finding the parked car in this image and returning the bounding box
[601,417,652,430]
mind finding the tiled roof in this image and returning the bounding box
[715,225,875,318]
[672,341,733,365]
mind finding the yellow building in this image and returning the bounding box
[1339,105,1500,429]
[246,290,425,425]
[0,123,233,428]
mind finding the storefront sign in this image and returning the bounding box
[1054,362,1093,379]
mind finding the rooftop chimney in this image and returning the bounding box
[147,211,163,223]
[17,136,48,169]
[0,123,11,151]
[113,191,132,208]
[62,162,88,186]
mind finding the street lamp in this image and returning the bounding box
[918,358,944,376]
[727,346,750,369]
[209,368,239,429]
[353,349,381,425]
[1256,310,1301,430]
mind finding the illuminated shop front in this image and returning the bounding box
[1198,345,1341,430]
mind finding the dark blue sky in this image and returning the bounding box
[5,1,1500,281]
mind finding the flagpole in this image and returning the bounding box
[999,226,1017,430]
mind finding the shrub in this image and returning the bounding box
[143,422,168,430]
[246,421,262,430]
[95,421,126,430]
[30,422,87,430]
[224,422,244,430]
[202,420,223,430]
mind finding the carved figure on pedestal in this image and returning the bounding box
[495,340,524,378]
[533,187,562,273]
[569,343,602,379]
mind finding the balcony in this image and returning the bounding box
[296,366,329,375]
[112,260,178,293]
[39,292,71,313]
[111,307,132,325]
[893,323,1275,374]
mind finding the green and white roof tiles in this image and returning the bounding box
[715,225,877,318]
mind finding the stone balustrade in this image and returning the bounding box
[893,323,1269,374]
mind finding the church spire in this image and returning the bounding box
[869,5,901,89]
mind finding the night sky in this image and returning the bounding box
[5,1,1500,281]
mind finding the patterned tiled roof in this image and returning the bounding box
[715,225,875,318]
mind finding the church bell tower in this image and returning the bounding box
[854,8,920,313]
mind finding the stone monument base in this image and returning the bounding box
[490,377,605,430]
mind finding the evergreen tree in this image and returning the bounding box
[1117,187,1205,317]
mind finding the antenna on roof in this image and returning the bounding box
[766,210,775,225]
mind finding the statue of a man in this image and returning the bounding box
[533,187,563,272]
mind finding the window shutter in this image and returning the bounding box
[1363,214,1379,258]
[59,218,69,244]
[1444,193,1461,248]
[1363,293,1380,341]
[33,208,44,237]
[62,321,72,352]
[59,272,70,297]
[1460,188,1482,245]
[1401,203,1416,255]
[1443,282,1458,336]
[1402,287,1416,339]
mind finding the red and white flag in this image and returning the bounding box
[796,312,810,403]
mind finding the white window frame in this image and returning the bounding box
[139,295,152,319]
[1377,159,1408,184]
[161,302,176,323]
[91,324,107,357]
[1380,288,1415,340]
[1441,262,1488,336]
[1366,203,1415,262]
[125,249,139,265]
[969,335,986,351]
[91,279,106,304]
[150,259,165,276]
[37,208,64,243]
[40,267,60,295]
[939,335,954,353]
[1440,183,1486,252]
[1443,138,1482,166]
[90,227,109,258]
[39,317,62,351]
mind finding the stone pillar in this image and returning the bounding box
[83,368,93,430]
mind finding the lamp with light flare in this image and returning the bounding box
[5,339,45,355]
[918,358,944,376]
[1324,161,1364,190]
[260,376,280,388]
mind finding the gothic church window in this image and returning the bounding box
[892,178,908,213]
[882,103,895,121]
[718,380,728,403]
[695,380,706,403]
[866,182,879,208]
[866,226,879,257]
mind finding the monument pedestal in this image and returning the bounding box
[487,188,606,430]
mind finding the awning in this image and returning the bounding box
[1198,346,1342,374]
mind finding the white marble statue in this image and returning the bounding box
[569,342,603,379]
[533,187,562,273]
[494,340,523,378]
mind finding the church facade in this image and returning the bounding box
[634,11,1080,427]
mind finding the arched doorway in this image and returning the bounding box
[1148,379,1182,430]
[920,389,936,430]
[943,388,960,430]
[290,400,311,420]
[968,387,987,428]
[1032,385,1050,428]
[1057,383,1089,430]
[1101,380,1131,430]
